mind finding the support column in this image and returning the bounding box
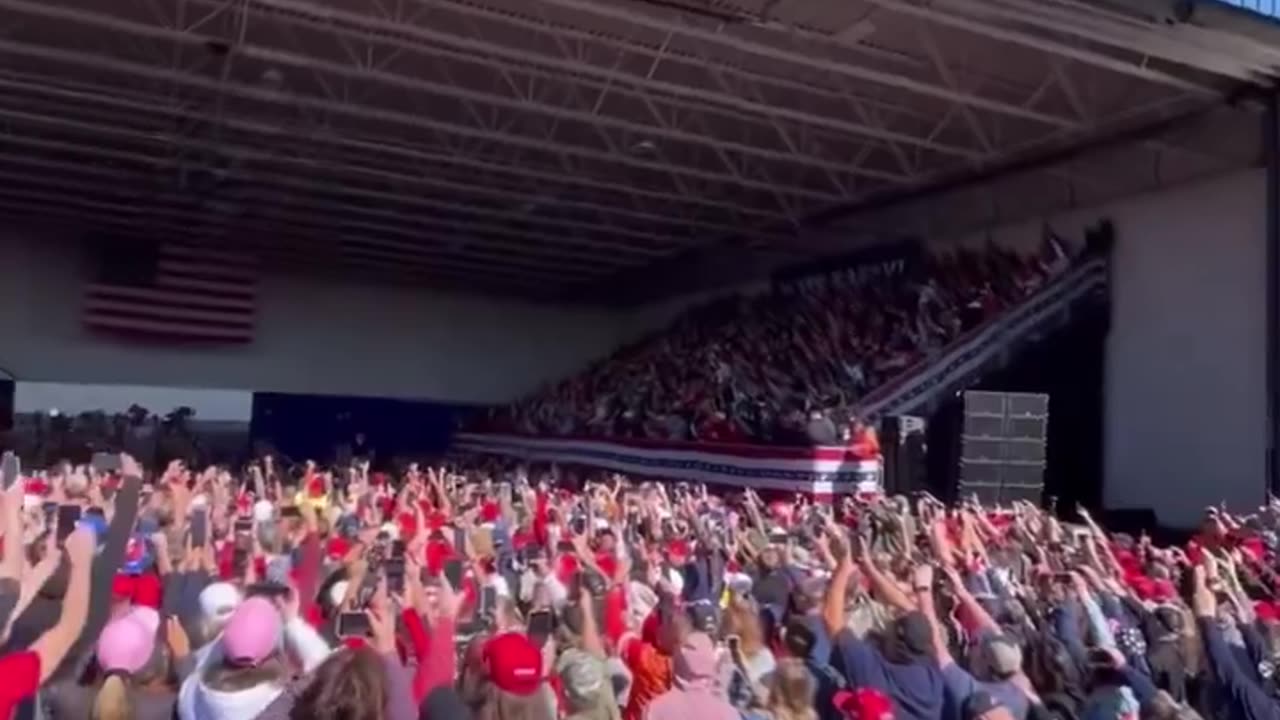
[1265,89,1279,496]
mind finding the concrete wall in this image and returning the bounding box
[0,232,623,405]
[946,169,1267,527]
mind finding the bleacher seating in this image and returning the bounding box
[489,239,1080,446]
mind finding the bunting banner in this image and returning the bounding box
[451,432,881,495]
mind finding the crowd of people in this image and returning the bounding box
[4,405,216,471]
[488,242,1074,446]
[0,451,1274,720]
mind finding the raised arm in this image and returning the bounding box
[1191,566,1280,720]
[942,566,1001,636]
[60,461,142,675]
[822,524,855,636]
[29,528,95,683]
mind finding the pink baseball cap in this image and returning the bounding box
[221,597,282,667]
[96,607,161,674]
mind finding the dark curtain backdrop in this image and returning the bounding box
[924,297,1108,512]
[249,392,472,468]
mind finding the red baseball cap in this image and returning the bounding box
[484,632,543,696]
[326,537,351,562]
[1257,601,1280,624]
[833,687,894,720]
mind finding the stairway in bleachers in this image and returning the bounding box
[855,256,1109,420]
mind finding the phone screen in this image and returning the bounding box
[190,509,209,548]
[384,557,406,594]
[279,506,302,519]
[527,610,554,646]
[232,547,249,576]
[336,612,372,638]
[1,452,19,490]
[91,452,121,473]
[57,505,82,541]
[234,518,253,534]
[246,582,292,600]
[480,586,497,616]
[443,559,464,589]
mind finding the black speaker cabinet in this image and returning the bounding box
[957,391,1048,505]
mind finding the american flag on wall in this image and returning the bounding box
[83,241,258,343]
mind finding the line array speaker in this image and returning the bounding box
[957,391,1048,505]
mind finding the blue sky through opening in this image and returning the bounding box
[1215,0,1280,18]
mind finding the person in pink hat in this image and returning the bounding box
[176,594,332,720]
[645,632,739,720]
[44,606,185,720]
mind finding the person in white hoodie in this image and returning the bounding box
[177,594,331,720]
[187,582,242,672]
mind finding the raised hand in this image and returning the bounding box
[120,453,142,479]
[366,602,398,654]
[912,563,934,592]
[1191,564,1216,617]
[275,582,302,622]
[166,616,191,660]
[64,527,95,568]
[824,521,849,562]
[1076,503,1093,525]
[432,569,461,622]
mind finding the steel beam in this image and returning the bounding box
[0,29,838,209]
[0,73,784,229]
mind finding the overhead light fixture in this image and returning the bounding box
[260,68,284,90]
[630,139,659,155]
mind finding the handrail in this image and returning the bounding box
[856,258,1108,417]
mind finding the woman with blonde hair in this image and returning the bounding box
[44,607,184,720]
[722,597,777,685]
[758,659,818,720]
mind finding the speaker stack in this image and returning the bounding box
[957,391,1048,505]
[0,379,12,431]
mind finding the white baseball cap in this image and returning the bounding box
[253,500,275,523]
[327,580,350,608]
[198,582,243,625]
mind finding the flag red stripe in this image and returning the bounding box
[84,297,254,328]
[160,245,257,268]
[155,274,257,300]
[83,314,254,341]
[84,284,256,312]
[158,259,255,284]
